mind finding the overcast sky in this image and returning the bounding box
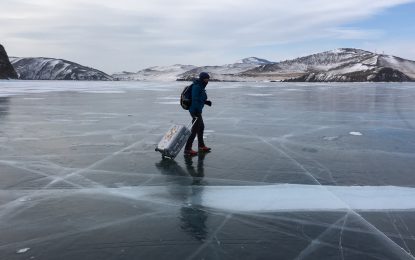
[1,0,415,74]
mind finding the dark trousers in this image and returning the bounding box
[185,113,205,150]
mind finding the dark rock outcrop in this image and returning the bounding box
[0,44,18,79]
[370,68,412,82]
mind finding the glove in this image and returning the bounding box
[205,100,212,106]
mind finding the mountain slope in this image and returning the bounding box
[7,48,414,82]
[112,64,197,81]
[10,57,113,81]
[0,44,18,79]
[144,50,415,82]
[377,55,415,79]
[114,57,274,82]
[243,48,415,82]
[177,57,275,81]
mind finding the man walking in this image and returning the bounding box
[184,72,212,156]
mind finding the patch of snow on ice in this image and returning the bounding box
[245,93,273,97]
[155,101,178,105]
[158,97,179,100]
[16,248,30,254]
[323,136,340,141]
[7,184,415,213]
[101,184,415,212]
[201,184,415,212]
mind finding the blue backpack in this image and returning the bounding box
[180,83,193,110]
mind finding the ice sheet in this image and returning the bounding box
[1,80,415,259]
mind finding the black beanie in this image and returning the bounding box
[199,72,210,80]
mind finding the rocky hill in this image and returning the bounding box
[122,49,415,82]
[244,48,415,82]
[112,57,274,82]
[0,44,18,79]
[8,48,414,82]
[112,64,197,81]
[177,57,275,81]
[10,57,113,81]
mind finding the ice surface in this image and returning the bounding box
[1,80,415,259]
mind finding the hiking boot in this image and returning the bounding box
[184,149,198,156]
[198,146,211,152]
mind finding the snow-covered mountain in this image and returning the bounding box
[113,57,274,82]
[112,64,197,81]
[243,48,415,82]
[10,48,412,82]
[177,57,275,81]
[235,57,274,65]
[0,44,18,79]
[10,57,113,81]
[125,50,415,82]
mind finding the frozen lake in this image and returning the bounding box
[1,80,415,259]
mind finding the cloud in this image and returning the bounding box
[326,27,384,40]
[1,0,414,72]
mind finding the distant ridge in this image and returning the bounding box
[6,47,415,82]
[112,64,197,81]
[10,57,113,81]
[114,49,415,82]
[245,48,415,82]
